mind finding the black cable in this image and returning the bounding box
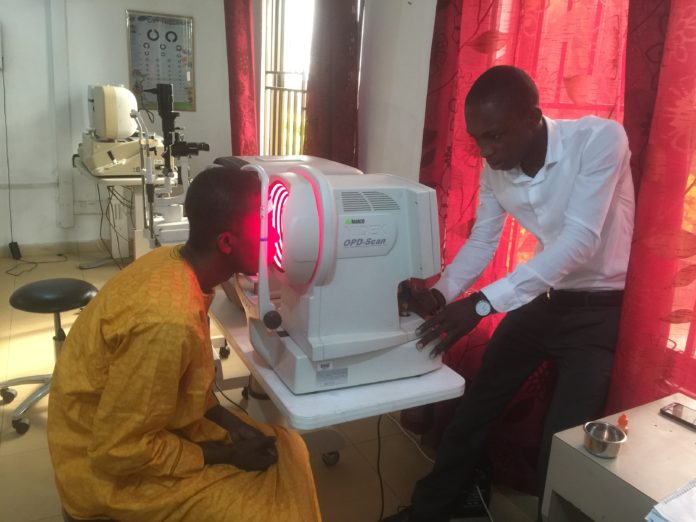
[4,254,68,276]
[137,89,156,124]
[377,414,385,521]
[105,189,127,264]
[128,189,136,230]
[97,185,123,270]
[1,60,14,242]
[107,186,134,209]
[104,192,130,242]
[105,189,134,244]
[475,484,494,522]
[214,379,249,415]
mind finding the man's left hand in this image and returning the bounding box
[416,294,482,358]
[205,404,266,442]
[229,419,266,442]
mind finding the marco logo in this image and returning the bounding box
[344,218,365,224]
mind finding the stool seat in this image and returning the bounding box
[10,278,97,314]
[2,277,98,434]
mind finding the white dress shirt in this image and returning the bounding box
[433,116,635,313]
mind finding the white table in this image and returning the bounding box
[542,393,696,521]
[74,157,152,263]
[208,290,466,430]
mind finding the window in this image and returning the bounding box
[260,0,316,155]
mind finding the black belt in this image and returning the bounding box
[544,288,624,307]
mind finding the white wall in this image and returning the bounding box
[358,0,436,181]
[0,0,230,253]
[0,0,434,253]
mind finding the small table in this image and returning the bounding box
[74,157,152,264]
[542,393,696,521]
[208,290,465,430]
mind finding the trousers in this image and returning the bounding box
[410,291,623,521]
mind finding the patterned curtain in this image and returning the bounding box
[406,0,629,494]
[302,0,361,166]
[224,0,259,155]
[607,0,696,412]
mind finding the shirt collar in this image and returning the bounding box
[544,116,563,167]
[502,115,562,184]
[483,115,563,182]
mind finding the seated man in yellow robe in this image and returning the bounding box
[47,165,322,522]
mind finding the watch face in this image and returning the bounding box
[475,299,492,317]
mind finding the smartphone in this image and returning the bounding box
[659,401,696,430]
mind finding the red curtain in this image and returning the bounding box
[410,0,629,493]
[607,0,696,412]
[224,0,259,155]
[303,0,360,167]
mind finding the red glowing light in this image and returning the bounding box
[268,181,289,271]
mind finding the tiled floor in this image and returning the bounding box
[0,250,537,522]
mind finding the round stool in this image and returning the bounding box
[1,278,97,434]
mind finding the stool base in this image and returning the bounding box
[0,375,51,434]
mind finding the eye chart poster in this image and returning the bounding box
[126,11,195,111]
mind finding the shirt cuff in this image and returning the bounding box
[481,277,521,313]
[432,278,459,304]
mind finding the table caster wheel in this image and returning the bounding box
[1,387,17,405]
[12,418,30,435]
[219,344,230,359]
[322,451,340,466]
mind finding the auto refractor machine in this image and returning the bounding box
[230,157,443,394]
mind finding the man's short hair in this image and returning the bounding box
[184,164,260,250]
[465,65,539,115]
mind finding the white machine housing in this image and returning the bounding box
[78,133,164,177]
[237,159,442,394]
[78,85,164,177]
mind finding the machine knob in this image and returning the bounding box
[263,310,282,330]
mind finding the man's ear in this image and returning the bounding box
[216,231,236,255]
[527,106,542,127]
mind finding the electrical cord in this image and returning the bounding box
[214,379,249,415]
[106,185,136,235]
[96,185,123,270]
[375,414,433,522]
[378,414,494,522]
[4,254,68,276]
[377,415,386,521]
[386,413,435,463]
[105,192,127,264]
[107,186,134,209]
[104,192,130,242]
[476,484,495,522]
[136,89,156,124]
[1,59,15,244]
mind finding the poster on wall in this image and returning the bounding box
[126,10,195,111]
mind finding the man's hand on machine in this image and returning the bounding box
[199,436,278,471]
[398,278,446,318]
[416,294,482,358]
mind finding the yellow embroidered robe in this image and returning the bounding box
[47,246,321,521]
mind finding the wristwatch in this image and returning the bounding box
[473,292,493,317]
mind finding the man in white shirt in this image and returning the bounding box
[388,66,635,521]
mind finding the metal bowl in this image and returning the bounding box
[583,421,627,458]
